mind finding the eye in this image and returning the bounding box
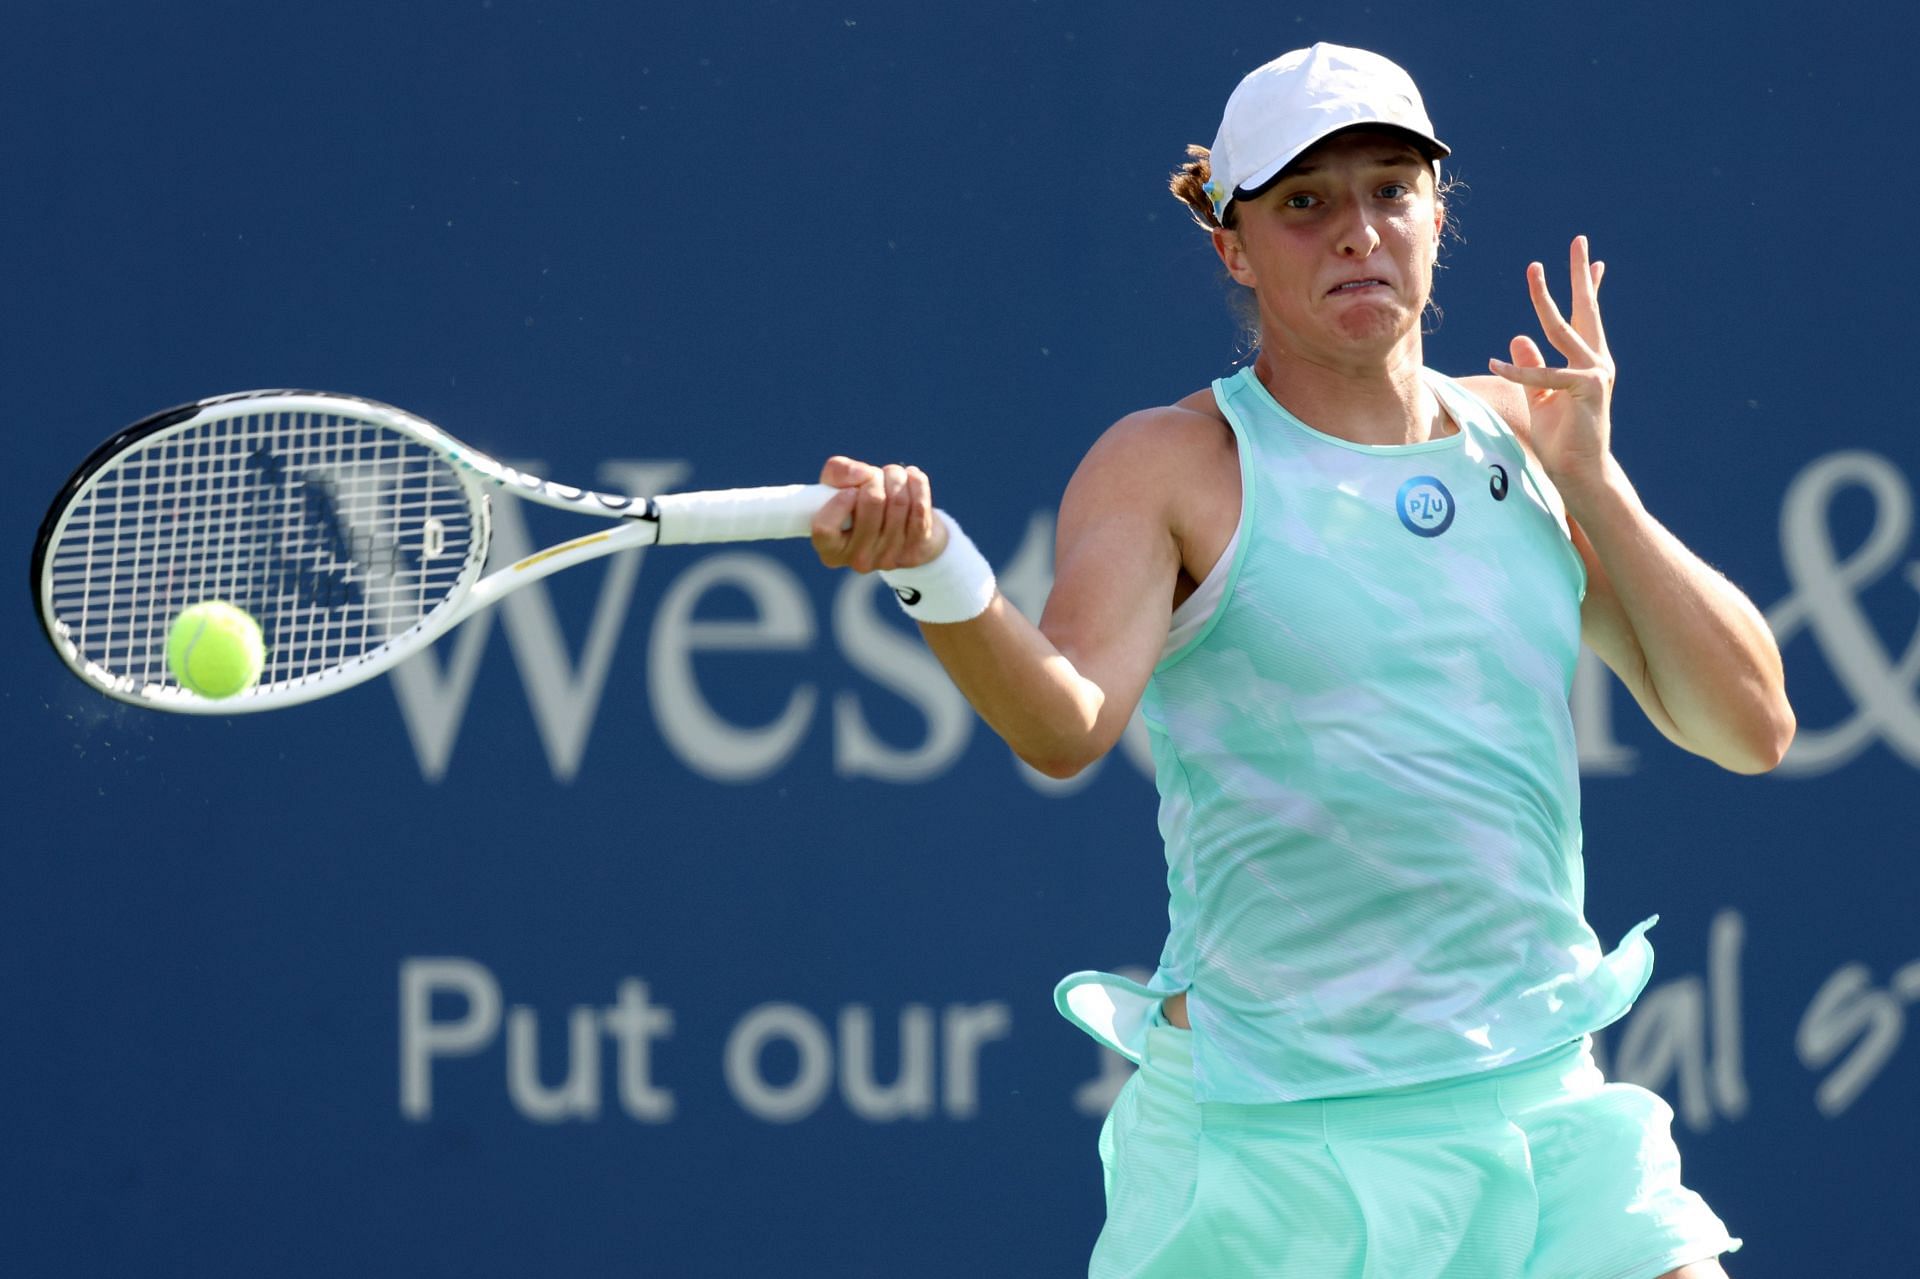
[1378,182,1410,199]
[1283,192,1316,210]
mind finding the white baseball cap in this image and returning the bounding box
[1204,43,1449,223]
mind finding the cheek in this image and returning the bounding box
[1231,228,1295,288]
[1391,212,1441,269]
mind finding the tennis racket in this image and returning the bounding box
[32,389,836,713]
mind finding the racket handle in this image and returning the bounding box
[653,483,838,545]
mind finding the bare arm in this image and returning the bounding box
[811,407,1227,777]
[1563,466,1792,773]
[1483,237,1795,773]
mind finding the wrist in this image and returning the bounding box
[879,511,996,623]
[1555,453,1639,527]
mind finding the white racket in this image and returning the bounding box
[32,389,836,713]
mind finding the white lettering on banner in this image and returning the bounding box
[400,947,1914,1128]
[1551,911,1919,1128]
[831,573,975,782]
[941,1002,1015,1118]
[603,978,678,1121]
[1766,450,1920,774]
[840,1004,936,1120]
[387,452,1918,782]
[400,958,501,1120]
[507,1005,602,1121]
[1795,957,1920,1117]
[648,552,818,782]
[399,960,675,1123]
[399,960,1008,1125]
[723,1000,1012,1123]
[724,1003,835,1123]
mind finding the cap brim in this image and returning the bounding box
[1232,123,1450,207]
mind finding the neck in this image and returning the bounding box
[1251,340,1450,447]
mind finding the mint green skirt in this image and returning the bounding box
[1092,1022,1739,1279]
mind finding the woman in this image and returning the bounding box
[812,42,1791,1279]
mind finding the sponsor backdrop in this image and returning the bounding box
[4,3,1914,1276]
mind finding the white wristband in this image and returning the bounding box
[879,511,996,623]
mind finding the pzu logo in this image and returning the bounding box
[1396,475,1455,538]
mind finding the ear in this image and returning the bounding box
[1211,226,1258,287]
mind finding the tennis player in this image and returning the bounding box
[812,42,1792,1279]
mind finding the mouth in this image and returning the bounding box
[1326,278,1390,296]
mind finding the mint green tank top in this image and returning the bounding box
[1056,366,1655,1103]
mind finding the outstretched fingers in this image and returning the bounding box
[1496,236,1615,390]
[1566,235,1611,359]
[1507,333,1546,369]
[1490,332,1611,402]
[1490,358,1599,393]
[1525,260,1597,368]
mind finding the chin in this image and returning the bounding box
[1331,307,1415,346]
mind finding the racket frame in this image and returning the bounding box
[33,389,831,714]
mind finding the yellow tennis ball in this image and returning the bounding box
[167,601,266,698]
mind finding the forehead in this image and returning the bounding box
[1278,126,1431,181]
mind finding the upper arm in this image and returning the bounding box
[1565,519,1692,751]
[1036,406,1236,749]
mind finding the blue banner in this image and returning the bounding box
[5,3,1914,1276]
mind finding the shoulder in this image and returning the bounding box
[1451,373,1533,444]
[1098,391,1233,454]
[1059,390,1240,558]
[1067,392,1236,494]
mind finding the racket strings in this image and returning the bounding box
[45,409,481,694]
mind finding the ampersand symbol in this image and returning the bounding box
[1766,451,1920,774]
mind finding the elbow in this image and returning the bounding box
[1016,723,1112,780]
[1721,701,1797,775]
[1019,746,1104,780]
[1012,676,1112,779]
[1754,702,1798,773]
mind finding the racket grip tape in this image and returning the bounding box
[653,483,839,544]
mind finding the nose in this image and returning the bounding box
[1335,205,1381,258]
